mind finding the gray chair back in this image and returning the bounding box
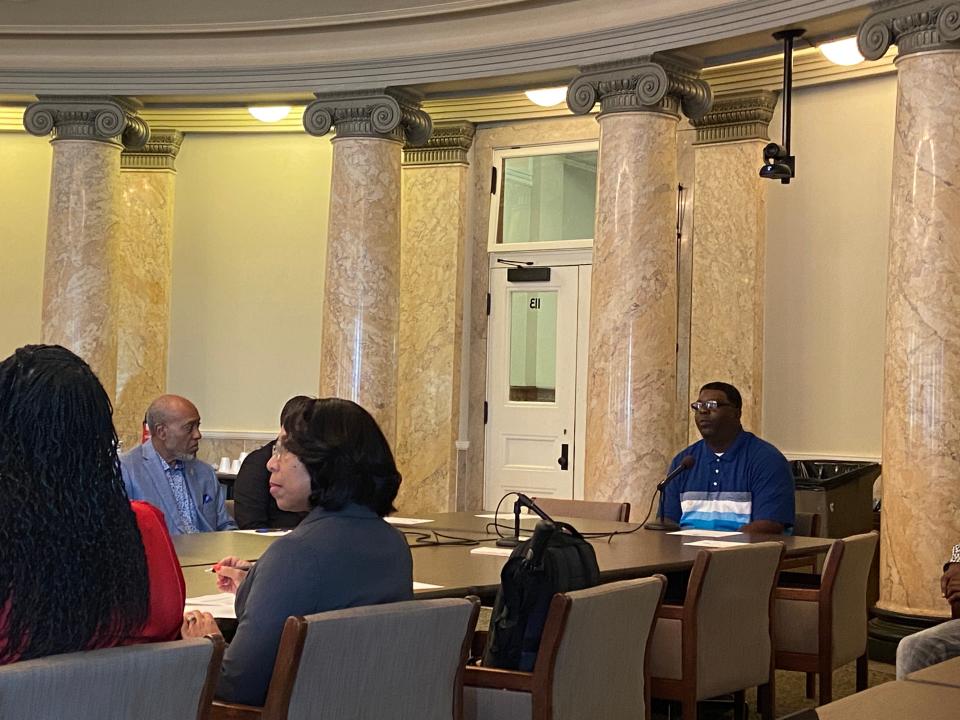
[530,497,631,522]
[285,598,477,720]
[793,511,821,537]
[0,637,223,720]
[826,531,879,665]
[550,576,664,718]
[694,542,783,699]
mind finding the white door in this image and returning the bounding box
[484,265,582,509]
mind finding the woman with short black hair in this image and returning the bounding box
[183,397,413,706]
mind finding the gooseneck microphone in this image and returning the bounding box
[658,455,695,490]
[645,455,695,531]
[496,493,556,547]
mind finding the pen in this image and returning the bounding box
[206,562,254,573]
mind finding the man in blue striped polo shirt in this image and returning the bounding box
[662,381,794,534]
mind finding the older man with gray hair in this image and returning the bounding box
[121,394,236,535]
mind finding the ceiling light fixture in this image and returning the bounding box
[247,105,292,123]
[818,36,864,66]
[524,87,568,107]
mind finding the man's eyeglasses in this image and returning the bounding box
[690,400,734,413]
[272,438,288,458]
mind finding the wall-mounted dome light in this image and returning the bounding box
[247,105,292,122]
[524,87,567,107]
[818,36,864,66]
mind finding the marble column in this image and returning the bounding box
[858,3,960,618]
[304,89,431,443]
[567,56,712,510]
[115,130,183,451]
[23,96,149,399]
[395,122,474,513]
[686,91,777,441]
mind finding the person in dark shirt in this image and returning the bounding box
[233,395,312,529]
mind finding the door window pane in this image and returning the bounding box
[498,151,597,244]
[509,291,557,402]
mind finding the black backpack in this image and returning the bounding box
[482,520,600,671]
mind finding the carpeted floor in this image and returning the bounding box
[649,660,896,719]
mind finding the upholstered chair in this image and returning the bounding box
[779,511,823,573]
[775,531,879,705]
[529,497,631,522]
[649,542,785,720]
[211,597,479,720]
[463,576,665,720]
[0,635,224,720]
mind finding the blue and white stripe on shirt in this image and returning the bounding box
[679,491,752,531]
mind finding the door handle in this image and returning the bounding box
[558,443,569,471]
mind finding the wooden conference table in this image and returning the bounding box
[785,679,960,720]
[178,511,834,602]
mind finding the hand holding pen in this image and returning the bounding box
[210,555,253,594]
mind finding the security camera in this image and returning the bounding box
[759,142,796,184]
[762,142,785,162]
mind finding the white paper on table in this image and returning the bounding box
[384,517,435,526]
[233,529,291,537]
[413,581,443,590]
[668,529,740,538]
[185,593,236,619]
[470,546,514,557]
[683,540,745,548]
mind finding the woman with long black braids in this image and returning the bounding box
[0,344,185,663]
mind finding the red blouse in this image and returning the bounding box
[0,500,185,662]
[127,500,186,644]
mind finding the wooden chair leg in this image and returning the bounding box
[733,689,746,720]
[680,690,698,720]
[856,653,869,691]
[818,668,832,706]
[805,672,815,699]
[757,681,775,720]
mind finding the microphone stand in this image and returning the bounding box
[644,482,680,532]
[496,493,555,547]
[645,458,694,531]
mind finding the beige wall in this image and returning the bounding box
[763,75,896,459]
[0,133,50,359]
[0,75,897,464]
[168,133,332,432]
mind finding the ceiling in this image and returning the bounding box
[0,0,756,33]
[0,0,876,104]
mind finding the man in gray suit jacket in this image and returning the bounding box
[121,394,236,535]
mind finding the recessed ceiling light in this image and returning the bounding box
[818,37,864,66]
[247,106,292,123]
[524,87,568,108]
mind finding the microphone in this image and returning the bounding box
[645,456,695,532]
[496,493,556,547]
[657,455,695,491]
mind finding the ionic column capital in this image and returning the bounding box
[566,53,712,121]
[121,129,184,171]
[304,87,432,145]
[24,96,149,149]
[690,90,778,145]
[402,121,475,166]
[858,1,960,60]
